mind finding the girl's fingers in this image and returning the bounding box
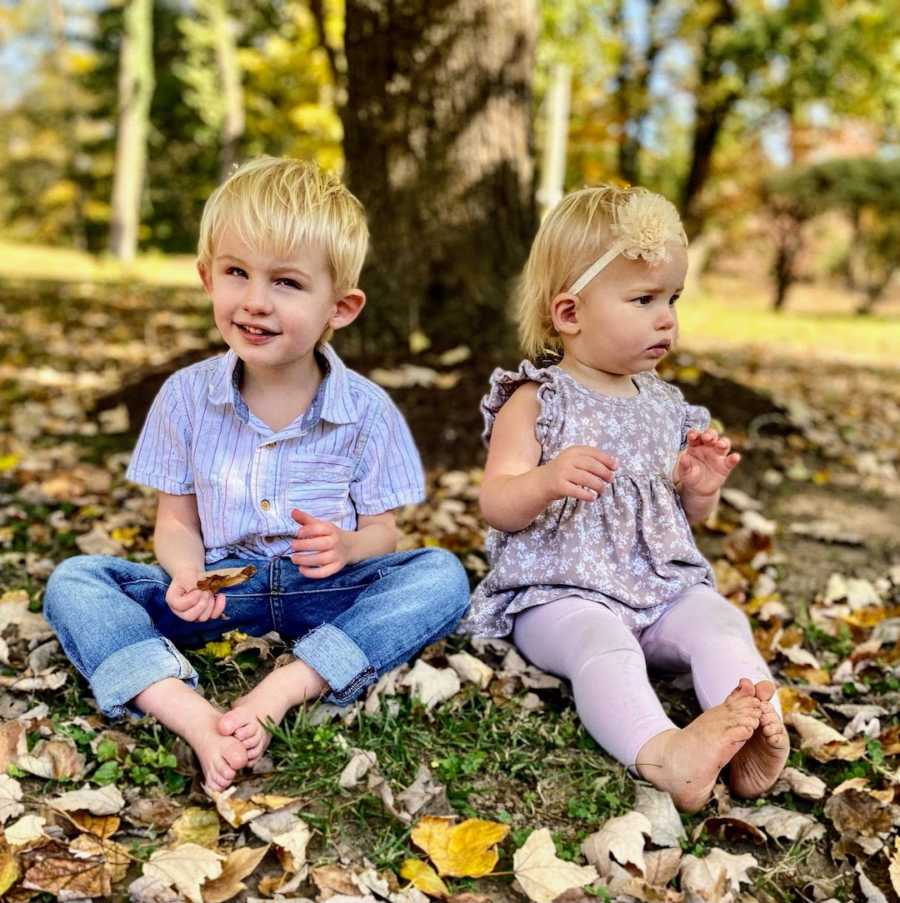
[565,482,600,502]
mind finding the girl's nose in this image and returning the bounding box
[656,307,675,329]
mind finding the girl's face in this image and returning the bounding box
[556,242,688,382]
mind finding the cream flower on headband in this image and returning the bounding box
[568,190,687,294]
[612,190,687,264]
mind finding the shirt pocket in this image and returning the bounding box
[285,452,355,524]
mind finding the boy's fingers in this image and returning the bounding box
[291,551,334,567]
[291,536,334,552]
[300,561,341,579]
[291,508,318,527]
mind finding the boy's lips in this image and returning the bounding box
[234,322,280,342]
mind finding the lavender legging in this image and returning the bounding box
[513,584,778,771]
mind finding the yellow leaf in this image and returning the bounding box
[400,858,449,898]
[200,641,234,659]
[409,329,431,354]
[889,836,900,897]
[0,454,20,473]
[0,841,19,896]
[411,816,509,878]
[169,808,221,848]
[202,844,269,903]
[68,812,121,838]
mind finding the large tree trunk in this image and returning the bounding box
[109,0,155,262]
[338,0,538,355]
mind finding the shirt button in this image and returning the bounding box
[263,443,276,449]
[260,499,271,511]
[264,535,276,543]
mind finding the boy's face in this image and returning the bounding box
[199,230,364,375]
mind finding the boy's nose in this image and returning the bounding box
[242,282,272,313]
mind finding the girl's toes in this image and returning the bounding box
[235,723,256,742]
[754,680,776,702]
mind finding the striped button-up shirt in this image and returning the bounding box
[126,343,425,563]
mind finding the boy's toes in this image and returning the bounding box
[235,723,257,742]
[222,739,249,771]
[218,708,247,736]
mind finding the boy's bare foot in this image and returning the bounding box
[134,679,248,792]
[218,659,328,763]
[728,679,790,798]
[635,689,762,813]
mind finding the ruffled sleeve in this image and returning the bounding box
[480,361,558,448]
[682,401,711,448]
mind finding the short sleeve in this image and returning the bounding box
[481,361,557,448]
[350,395,425,515]
[682,401,711,448]
[125,374,195,494]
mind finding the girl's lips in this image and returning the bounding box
[646,344,669,357]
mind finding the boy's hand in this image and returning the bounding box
[166,569,226,622]
[675,429,741,498]
[290,509,350,579]
[541,445,618,503]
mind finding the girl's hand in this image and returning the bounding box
[675,429,741,498]
[165,569,226,622]
[541,445,618,503]
[290,509,350,579]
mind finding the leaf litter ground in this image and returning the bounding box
[0,281,898,901]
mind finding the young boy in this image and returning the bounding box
[44,157,470,791]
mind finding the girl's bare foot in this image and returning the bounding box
[218,659,328,763]
[134,679,248,792]
[728,679,789,798]
[635,689,762,813]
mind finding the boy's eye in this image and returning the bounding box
[225,266,248,278]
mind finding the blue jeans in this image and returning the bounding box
[44,548,469,719]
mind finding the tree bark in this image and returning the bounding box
[109,0,155,262]
[339,0,538,354]
[208,0,244,180]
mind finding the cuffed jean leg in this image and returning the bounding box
[290,548,469,704]
[43,555,199,718]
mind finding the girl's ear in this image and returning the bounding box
[550,292,580,337]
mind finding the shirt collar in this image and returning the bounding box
[206,344,358,424]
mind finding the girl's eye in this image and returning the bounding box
[275,278,303,290]
[669,295,681,306]
[631,295,654,305]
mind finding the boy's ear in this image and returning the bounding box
[197,261,213,295]
[330,289,366,330]
[550,292,580,337]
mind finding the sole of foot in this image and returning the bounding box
[637,689,762,813]
[728,678,790,798]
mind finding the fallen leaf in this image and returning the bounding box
[889,837,900,897]
[50,784,125,816]
[581,811,651,877]
[16,738,85,780]
[128,874,183,902]
[169,807,220,848]
[6,814,46,847]
[785,712,867,762]
[824,789,893,839]
[211,786,265,828]
[339,749,378,790]
[0,839,19,897]
[126,797,183,829]
[513,828,598,903]
[248,806,310,874]
[411,816,509,878]
[0,774,24,825]
[446,652,493,689]
[633,785,686,847]
[401,858,450,898]
[395,765,448,819]
[144,843,224,903]
[196,566,256,593]
[725,805,825,842]
[311,863,365,897]
[401,660,461,710]
[770,767,826,800]
[201,844,269,903]
[679,849,757,902]
[0,721,27,771]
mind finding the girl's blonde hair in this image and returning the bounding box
[516,185,685,358]
[198,156,369,296]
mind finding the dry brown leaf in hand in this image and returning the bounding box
[411,816,509,878]
[401,858,450,898]
[581,811,651,877]
[143,843,224,903]
[513,828,598,903]
[169,807,220,848]
[196,565,257,593]
[201,844,269,903]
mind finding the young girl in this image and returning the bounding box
[463,186,788,813]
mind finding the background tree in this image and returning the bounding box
[109,0,155,261]
[313,0,538,354]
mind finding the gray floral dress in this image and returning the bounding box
[461,362,715,638]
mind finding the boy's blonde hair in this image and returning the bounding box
[517,185,685,358]
[198,157,369,341]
